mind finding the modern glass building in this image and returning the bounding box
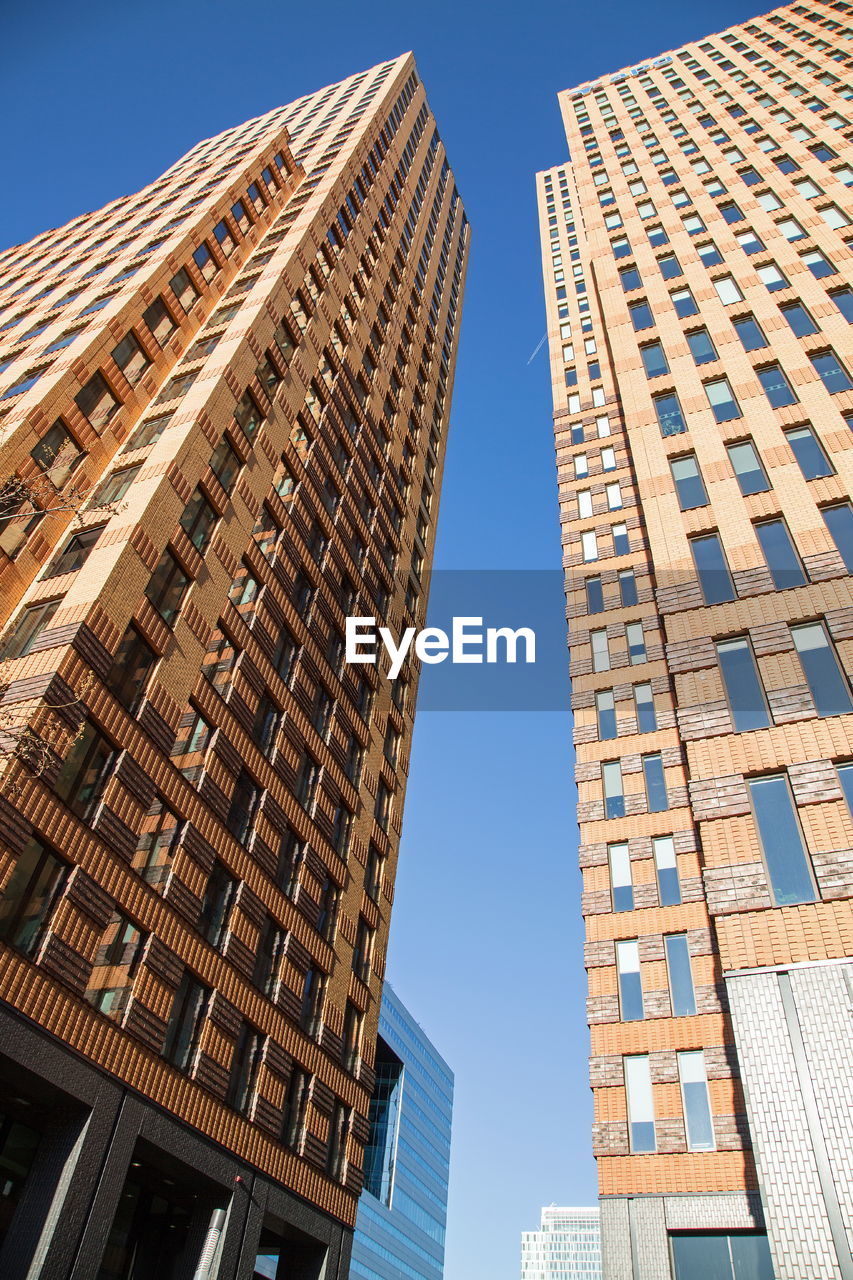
[352,983,453,1280]
[521,1207,603,1280]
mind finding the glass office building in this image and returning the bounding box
[352,983,453,1280]
[522,1207,603,1280]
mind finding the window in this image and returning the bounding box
[755,519,806,590]
[581,531,598,563]
[697,241,723,267]
[654,835,681,906]
[0,837,67,956]
[713,276,743,305]
[601,447,617,472]
[619,570,638,607]
[596,690,617,740]
[658,254,682,280]
[678,1052,714,1151]
[624,1056,655,1153]
[169,268,199,313]
[281,1067,310,1150]
[792,622,852,717]
[642,753,668,811]
[586,576,604,613]
[591,630,610,672]
[671,287,698,317]
[727,441,769,495]
[671,1233,774,1280]
[0,598,62,661]
[665,934,696,1016]
[810,350,853,394]
[647,225,669,247]
[634,683,656,732]
[616,940,644,1021]
[602,760,624,818]
[748,775,816,905]
[734,228,763,253]
[180,489,218,552]
[704,377,741,422]
[682,214,705,236]
[629,300,654,330]
[785,425,833,479]
[227,769,261,844]
[640,341,668,378]
[300,966,326,1037]
[226,1023,264,1115]
[54,720,117,820]
[84,910,145,1020]
[352,916,374,982]
[374,778,393,831]
[626,621,645,665]
[326,1101,349,1181]
[733,315,767,351]
[829,288,853,324]
[107,626,158,713]
[823,504,853,572]
[619,264,642,291]
[686,329,716,364]
[145,549,190,625]
[162,972,210,1071]
[717,637,769,730]
[671,455,707,510]
[75,372,120,431]
[780,301,818,337]
[91,465,140,506]
[654,392,686,436]
[608,843,633,911]
[31,419,84,481]
[111,332,150,385]
[142,297,176,343]
[612,236,631,258]
[45,525,104,577]
[777,216,806,242]
[209,438,241,491]
[756,263,788,291]
[802,249,835,280]
[578,489,593,519]
[691,534,735,604]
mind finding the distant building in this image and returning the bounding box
[352,983,453,1280]
[522,1207,602,1280]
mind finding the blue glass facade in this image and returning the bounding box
[351,984,453,1280]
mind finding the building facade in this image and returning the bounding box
[0,54,467,1280]
[521,1206,602,1280]
[537,3,853,1278]
[351,983,453,1280]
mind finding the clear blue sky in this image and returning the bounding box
[1,0,761,1275]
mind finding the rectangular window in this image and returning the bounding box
[665,934,696,1016]
[713,276,743,305]
[75,372,120,431]
[686,329,716,364]
[811,350,853,394]
[654,835,681,906]
[829,288,853,324]
[0,598,62,661]
[0,837,67,956]
[616,940,644,1020]
[619,570,638,607]
[733,315,767,351]
[757,263,788,291]
[45,525,105,577]
[609,842,633,911]
[642,753,668,811]
[755,519,805,590]
[727,440,769,495]
[654,392,686,436]
[145,549,190,625]
[107,626,158,713]
[629,300,654,330]
[823,504,853,572]
[591,629,610,672]
[757,364,797,408]
[748,775,816,906]
[678,1051,715,1151]
[640,341,669,378]
[596,689,617,739]
[780,302,818,337]
[602,760,624,819]
[717,636,769,730]
[671,287,698,317]
[111,332,150,385]
[704,377,741,422]
[634,683,656,732]
[690,534,735,604]
[671,1233,774,1280]
[626,621,646,665]
[792,622,853,717]
[785,425,833,479]
[624,1056,656,1153]
[671,454,708,510]
[586,576,604,613]
[162,972,209,1072]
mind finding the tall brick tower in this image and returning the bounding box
[537,4,853,1277]
[0,54,467,1280]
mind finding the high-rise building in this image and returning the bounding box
[521,1206,603,1280]
[0,53,467,1280]
[351,982,453,1280]
[537,4,853,1278]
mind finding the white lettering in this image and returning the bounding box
[486,626,536,664]
[379,626,417,680]
[345,617,377,664]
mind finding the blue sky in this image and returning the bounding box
[1,0,762,1275]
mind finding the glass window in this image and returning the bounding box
[0,598,62,661]
[619,569,638,607]
[209,437,241,491]
[107,626,158,713]
[691,534,735,604]
[671,455,708,509]
[785,425,833,479]
[145,549,190,625]
[810,350,853,393]
[612,523,629,556]
[756,263,788,291]
[671,287,698,317]
[162,972,210,1071]
[0,837,67,956]
[713,276,743,305]
[629,300,654,330]
[734,228,763,253]
[829,288,853,324]
[586,576,604,613]
[727,440,769,495]
[757,364,797,408]
[838,764,853,819]
[686,329,716,364]
[620,264,642,291]
[626,622,646,664]
[802,249,836,279]
[602,760,624,818]
[733,315,767,351]
[591,629,610,672]
[45,525,105,577]
[717,637,770,730]
[654,392,686,436]
[654,835,681,906]
[609,842,633,911]
[678,1052,715,1151]
[748,775,816,906]
[616,940,644,1020]
[777,216,806,241]
[624,1056,655,1153]
[755,519,806,589]
[671,1233,774,1280]
[697,241,723,266]
[75,372,120,431]
[111,332,150,385]
[596,689,617,740]
[822,504,853,572]
[581,531,598,562]
[643,753,668,811]
[658,254,682,280]
[641,341,669,377]
[634,683,656,732]
[665,934,696,1016]
[792,622,853,716]
[780,302,818,337]
[705,378,741,422]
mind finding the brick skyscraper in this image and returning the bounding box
[0,54,467,1280]
[538,4,853,1278]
